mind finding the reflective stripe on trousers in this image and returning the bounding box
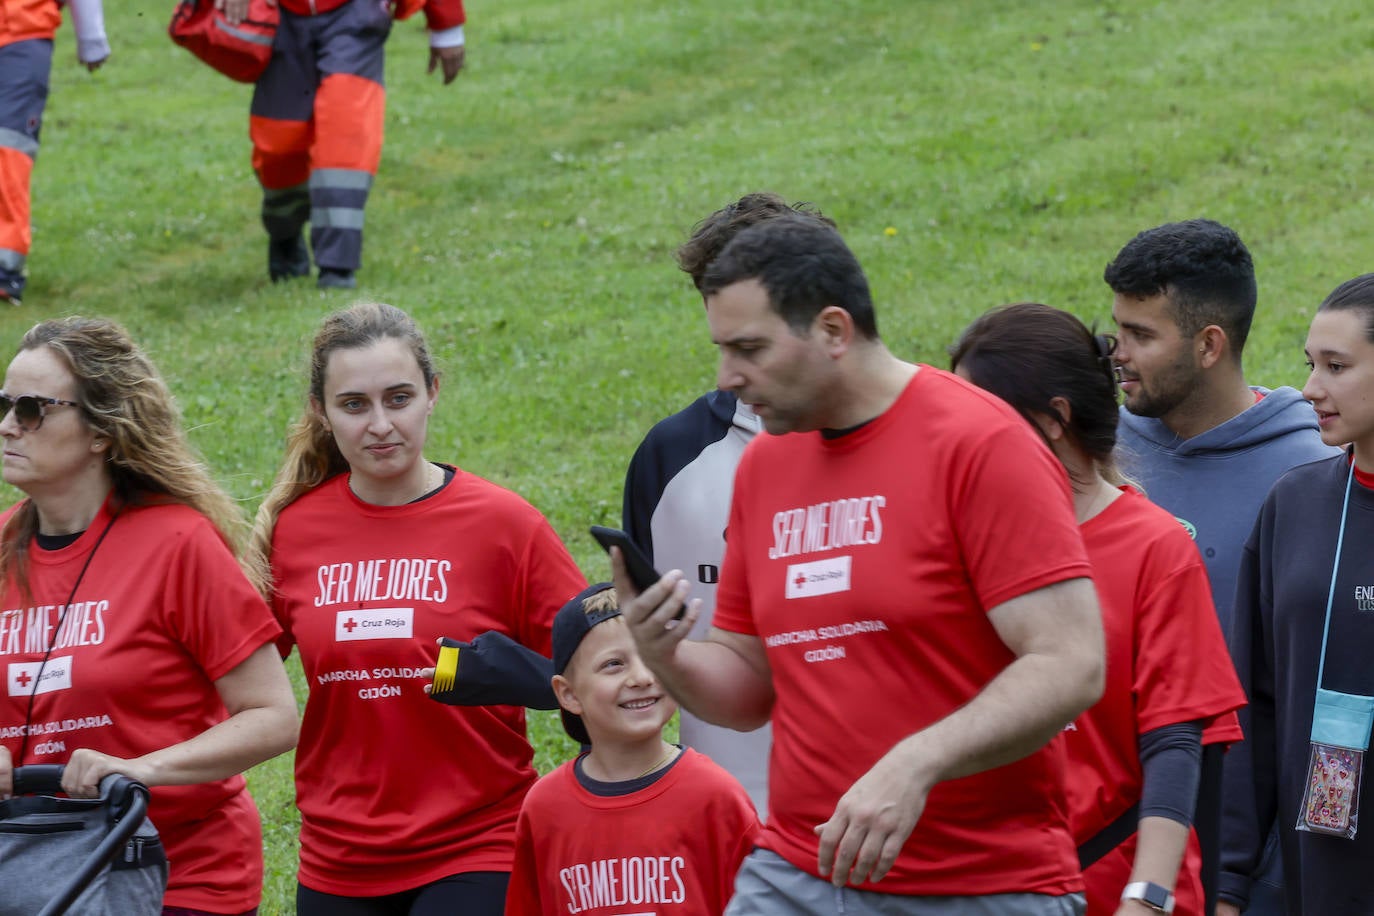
[0,38,54,271]
[249,0,388,270]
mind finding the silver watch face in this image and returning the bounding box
[1123,882,1174,913]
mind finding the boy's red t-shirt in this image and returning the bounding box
[506,748,760,915]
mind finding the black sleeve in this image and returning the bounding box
[1193,743,1225,915]
[622,434,660,563]
[427,630,557,710]
[621,393,737,565]
[1139,721,1203,824]
[1218,510,1279,909]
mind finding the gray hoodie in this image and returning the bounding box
[1116,386,1339,635]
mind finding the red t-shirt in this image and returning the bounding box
[0,498,281,913]
[271,469,586,896]
[505,748,760,916]
[713,367,1094,897]
[1353,459,1374,490]
[1067,487,1246,915]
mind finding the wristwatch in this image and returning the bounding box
[1120,881,1176,913]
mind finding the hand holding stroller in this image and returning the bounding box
[0,764,167,916]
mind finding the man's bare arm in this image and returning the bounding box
[816,576,1105,887]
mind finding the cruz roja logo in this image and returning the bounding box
[7,656,73,696]
[785,556,852,599]
[335,607,415,641]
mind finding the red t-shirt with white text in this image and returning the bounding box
[271,469,586,895]
[0,499,281,913]
[1066,487,1246,915]
[713,367,1094,897]
[505,748,760,916]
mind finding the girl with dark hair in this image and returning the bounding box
[951,302,1245,916]
[246,302,585,916]
[1218,274,1374,914]
[0,317,298,916]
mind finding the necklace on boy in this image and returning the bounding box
[632,745,679,780]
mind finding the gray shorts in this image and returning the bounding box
[724,849,1086,916]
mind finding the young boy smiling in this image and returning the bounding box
[504,584,759,916]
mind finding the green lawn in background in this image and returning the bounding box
[8,0,1373,910]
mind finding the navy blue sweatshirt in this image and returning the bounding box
[1220,453,1374,912]
[1117,386,1338,637]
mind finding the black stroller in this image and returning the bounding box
[0,765,167,916]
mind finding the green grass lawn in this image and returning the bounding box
[8,0,1374,910]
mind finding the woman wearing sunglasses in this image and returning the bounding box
[951,303,1246,916]
[245,302,584,916]
[0,317,298,916]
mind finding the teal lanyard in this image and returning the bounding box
[1315,459,1356,692]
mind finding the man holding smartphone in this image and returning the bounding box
[617,214,1105,915]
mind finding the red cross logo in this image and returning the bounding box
[794,573,807,588]
[343,618,358,633]
[16,670,31,687]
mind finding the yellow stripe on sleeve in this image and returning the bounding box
[432,643,460,695]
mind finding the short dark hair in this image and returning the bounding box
[699,214,878,340]
[1317,273,1374,343]
[1103,218,1257,353]
[949,303,1121,484]
[676,193,836,291]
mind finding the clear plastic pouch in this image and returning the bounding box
[1296,688,1374,839]
[1297,742,1362,838]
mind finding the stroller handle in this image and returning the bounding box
[12,764,65,795]
[6,766,157,916]
[13,765,149,813]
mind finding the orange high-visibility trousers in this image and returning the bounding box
[249,0,389,272]
[0,38,53,299]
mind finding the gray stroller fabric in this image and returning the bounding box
[0,776,167,916]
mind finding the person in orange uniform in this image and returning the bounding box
[236,0,465,290]
[0,0,109,304]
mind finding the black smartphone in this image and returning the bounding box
[589,526,686,620]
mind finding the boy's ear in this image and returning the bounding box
[552,673,583,716]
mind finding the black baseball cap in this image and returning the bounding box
[551,582,619,744]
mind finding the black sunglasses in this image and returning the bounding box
[0,392,80,431]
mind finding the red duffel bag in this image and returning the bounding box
[168,0,279,83]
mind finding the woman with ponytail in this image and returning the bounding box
[248,302,584,916]
[952,302,1245,916]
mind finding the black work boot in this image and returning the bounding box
[317,268,357,290]
[0,268,24,306]
[269,233,311,282]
